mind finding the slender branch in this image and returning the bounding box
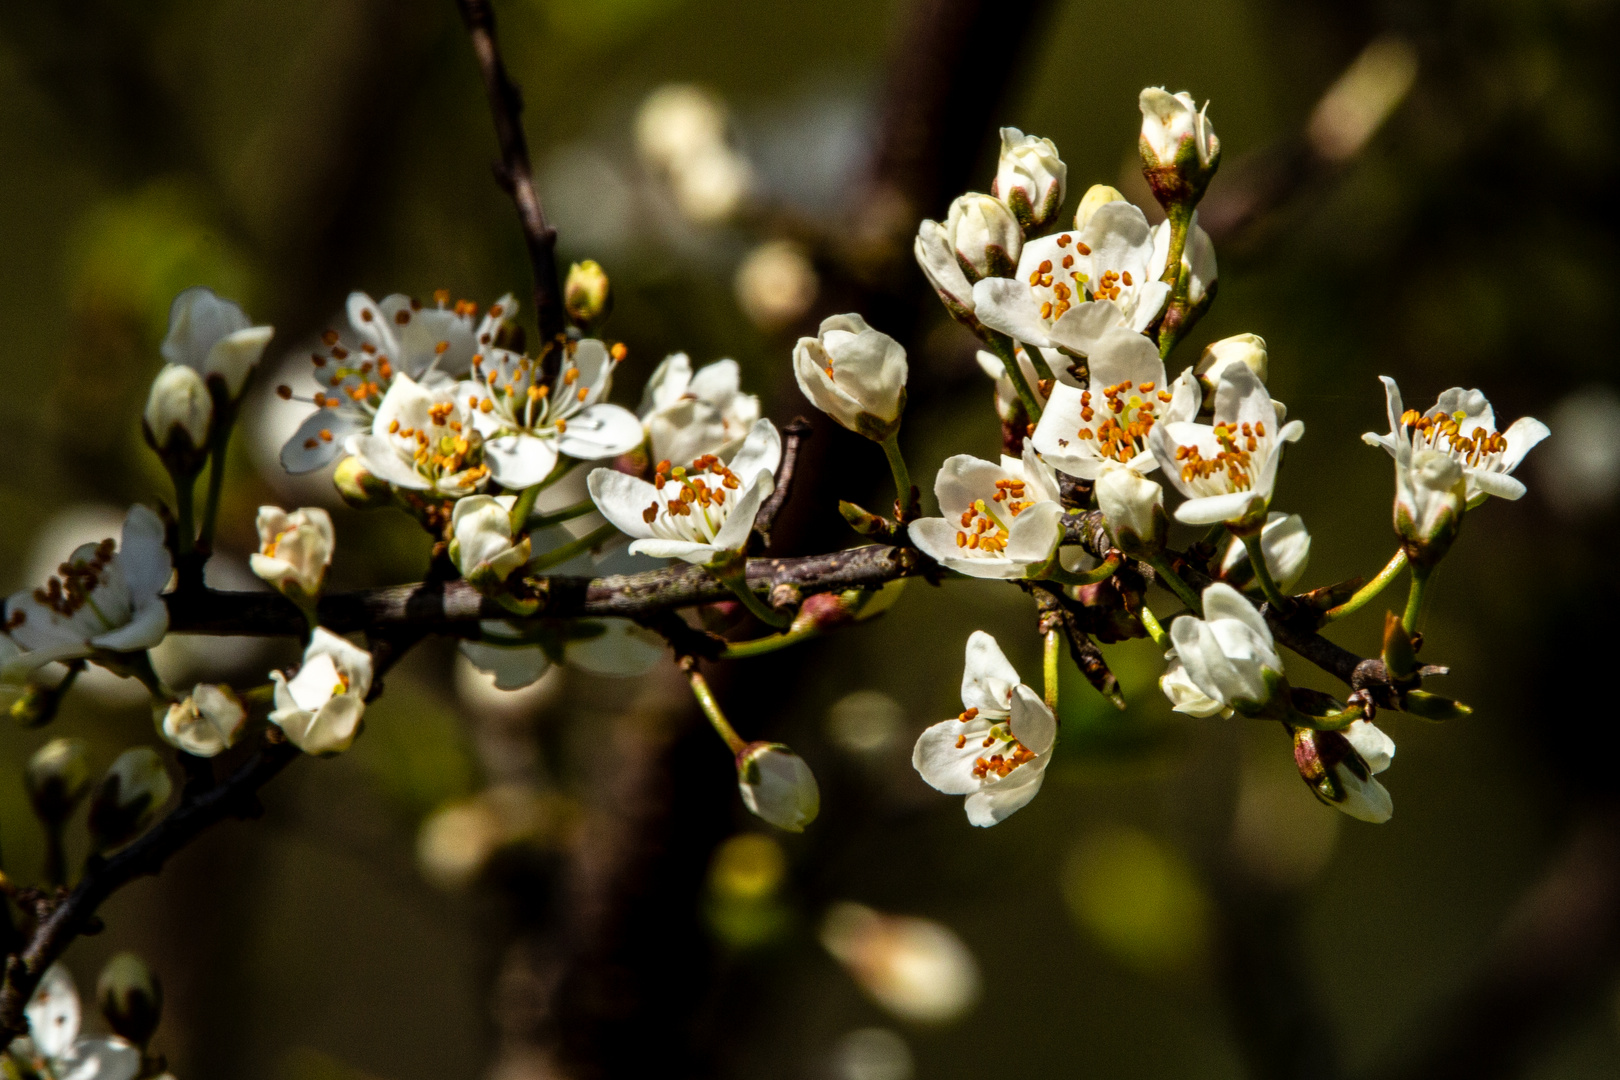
[754,418,811,547]
[454,0,565,342]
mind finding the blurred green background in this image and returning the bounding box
[0,0,1617,1077]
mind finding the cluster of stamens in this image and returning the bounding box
[642,455,742,524]
[1072,380,1173,463]
[28,539,117,621]
[954,478,1030,554]
[467,341,627,436]
[948,708,1037,778]
[1402,408,1509,466]
[1176,420,1265,489]
[386,401,485,484]
[1029,233,1095,321]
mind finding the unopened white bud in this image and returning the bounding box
[143,364,213,456]
[793,314,908,440]
[160,684,247,758]
[1220,512,1311,592]
[1395,447,1466,566]
[944,193,1021,282]
[736,741,820,832]
[1094,464,1166,556]
[993,127,1065,229]
[1196,334,1268,407]
[449,495,531,590]
[1074,184,1126,231]
[1292,721,1395,824]
[88,747,173,851]
[1138,87,1221,207]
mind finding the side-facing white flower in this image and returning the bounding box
[1219,512,1311,591]
[161,285,274,402]
[1362,376,1548,504]
[736,741,820,832]
[993,126,1066,228]
[449,495,531,588]
[269,628,374,755]
[160,683,248,757]
[1150,362,1304,529]
[1032,334,1198,479]
[908,443,1065,579]
[345,373,489,497]
[912,631,1057,827]
[281,291,509,473]
[1139,88,1219,173]
[639,352,760,466]
[1095,462,1167,556]
[1293,720,1395,823]
[459,617,665,689]
[588,418,781,565]
[1165,583,1285,715]
[1159,653,1230,718]
[143,364,213,454]
[944,193,1022,281]
[793,315,908,439]
[5,505,172,673]
[458,338,643,489]
[25,964,141,1080]
[249,506,334,600]
[915,219,978,325]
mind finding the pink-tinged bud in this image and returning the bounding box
[992,127,1065,229]
[1292,721,1394,823]
[1138,87,1221,209]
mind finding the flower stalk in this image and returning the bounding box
[1043,628,1060,712]
[688,667,746,755]
[1146,555,1204,614]
[1239,532,1291,609]
[1324,549,1409,622]
[880,433,916,522]
[707,552,793,629]
[1402,562,1431,634]
[983,331,1043,423]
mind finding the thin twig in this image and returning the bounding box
[754,418,812,548]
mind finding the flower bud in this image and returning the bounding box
[564,260,613,331]
[332,455,392,509]
[1095,465,1166,556]
[1138,87,1221,208]
[159,684,247,758]
[992,127,1065,229]
[97,952,162,1048]
[1400,690,1474,720]
[944,193,1021,282]
[793,314,908,441]
[1074,183,1127,231]
[449,495,532,591]
[88,747,173,851]
[1395,447,1466,567]
[736,741,819,832]
[26,737,92,828]
[250,506,335,602]
[142,363,213,470]
[1292,720,1394,823]
[1195,334,1268,407]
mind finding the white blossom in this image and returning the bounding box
[944,193,1022,282]
[449,495,530,587]
[908,443,1065,580]
[458,617,666,689]
[24,965,141,1080]
[736,742,820,832]
[1362,376,1548,505]
[345,373,489,498]
[1294,720,1395,824]
[915,219,978,324]
[161,683,248,757]
[281,291,508,474]
[143,364,213,452]
[1219,512,1311,591]
[269,628,374,755]
[1159,653,1231,718]
[161,285,274,401]
[912,631,1057,826]
[1165,583,1284,714]
[1094,462,1167,556]
[249,506,334,600]
[1031,336,1198,479]
[793,314,908,438]
[638,352,760,467]
[1139,88,1219,171]
[993,126,1066,228]
[1149,362,1303,528]
[588,418,780,565]
[5,505,171,673]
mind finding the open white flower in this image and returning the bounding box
[269,628,374,755]
[1159,653,1230,718]
[1219,512,1311,591]
[1293,720,1395,824]
[24,964,141,1080]
[1139,87,1219,172]
[5,505,172,673]
[1032,336,1198,479]
[588,418,781,565]
[249,506,334,600]
[457,338,642,489]
[993,126,1065,228]
[281,291,510,473]
[344,374,489,497]
[160,683,248,757]
[639,352,760,466]
[161,285,274,402]
[459,617,666,689]
[907,443,1065,580]
[793,314,908,439]
[1165,583,1284,715]
[1362,376,1548,504]
[449,495,531,588]
[912,631,1057,827]
[1150,362,1304,528]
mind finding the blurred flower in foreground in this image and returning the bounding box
[1307,35,1419,163]
[636,83,754,223]
[735,239,818,331]
[24,964,141,1080]
[820,902,981,1024]
[826,689,904,756]
[832,1028,914,1080]
[1539,385,1620,516]
[705,832,791,948]
[736,742,820,833]
[416,785,574,890]
[1063,825,1209,973]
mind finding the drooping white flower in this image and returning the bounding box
[281,291,509,473]
[1219,512,1311,591]
[269,628,374,755]
[24,964,141,1080]
[912,631,1057,826]
[638,352,761,467]
[944,193,1022,282]
[1094,462,1167,556]
[1158,653,1230,718]
[344,374,489,497]
[1149,363,1304,528]
[736,741,821,832]
[1362,376,1548,505]
[4,505,172,673]
[249,506,334,600]
[793,314,908,439]
[457,338,643,490]
[160,683,248,757]
[1293,720,1395,823]
[143,364,213,453]
[161,285,274,402]
[1165,583,1285,715]
[1139,88,1219,172]
[588,418,781,565]
[1031,336,1198,479]
[907,443,1065,580]
[458,617,666,689]
[993,126,1066,228]
[449,495,531,588]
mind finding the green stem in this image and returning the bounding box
[688,668,746,755]
[1402,563,1431,635]
[1146,555,1203,614]
[1043,629,1059,713]
[173,472,197,556]
[880,432,915,521]
[1040,551,1122,588]
[1156,206,1193,360]
[1239,533,1290,610]
[984,331,1043,423]
[709,559,792,629]
[526,498,596,530]
[508,484,544,534]
[526,522,617,574]
[1324,549,1409,623]
[1138,604,1170,648]
[198,436,230,551]
[720,623,819,659]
